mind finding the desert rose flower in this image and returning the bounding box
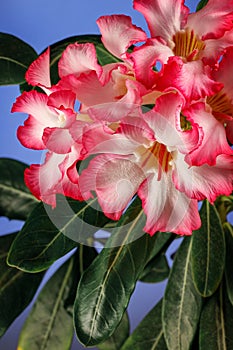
[12,49,91,206]
[78,92,233,235]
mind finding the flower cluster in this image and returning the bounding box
[12,0,233,235]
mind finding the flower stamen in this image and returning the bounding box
[207,90,233,118]
[173,29,205,61]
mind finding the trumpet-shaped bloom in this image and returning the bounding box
[79,92,233,235]
[122,0,233,98]
[12,52,91,207]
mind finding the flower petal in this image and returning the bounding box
[187,0,233,40]
[25,48,51,88]
[173,153,233,203]
[203,30,233,66]
[79,154,145,220]
[213,46,233,100]
[157,57,223,101]
[42,127,74,154]
[183,102,233,166]
[133,0,189,43]
[138,172,201,235]
[144,92,201,154]
[128,38,173,88]
[17,116,46,150]
[83,125,131,155]
[47,89,76,110]
[88,79,142,122]
[59,71,116,107]
[12,90,58,126]
[58,43,102,79]
[24,152,65,207]
[97,15,147,59]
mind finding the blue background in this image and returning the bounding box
[0,1,200,349]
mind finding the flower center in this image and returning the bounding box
[207,90,233,119]
[138,142,172,179]
[173,29,205,61]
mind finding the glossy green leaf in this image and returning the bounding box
[0,158,38,220]
[121,300,167,350]
[74,200,169,347]
[20,35,120,91]
[199,285,233,349]
[196,0,209,11]
[18,256,76,350]
[191,201,225,297]
[224,223,233,305]
[0,233,44,337]
[98,313,129,350]
[0,33,37,85]
[7,195,111,272]
[163,237,202,350]
[139,253,170,283]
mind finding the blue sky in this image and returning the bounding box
[0,1,202,349]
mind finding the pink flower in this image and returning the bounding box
[12,51,91,207]
[79,92,233,235]
[122,0,233,99]
[208,47,233,144]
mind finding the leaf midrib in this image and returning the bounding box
[87,210,145,344]
[40,259,73,350]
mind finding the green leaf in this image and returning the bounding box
[0,158,38,220]
[20,35,120,92]
[139,253,170,283]
[224,223,233,305]
[162,237,203,350]
[0,233,44,337]
[18,256,76,350]
[7,195,111,272]
[74,201,170,347]
[0,33,37,85]
[121,300,167,350]
[199,284,233,349]
[191,201,225,297]
[196,0,209,11]
[98,313,130,350]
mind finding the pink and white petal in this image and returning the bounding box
[187,0,233,40]
[183,102,233,166]
[157,57,223,102]
[213,47,233,100]
[87,79,142,122]
[128,38,173,88]
[119,115,155,145]
[47,89,76,110]
[133,0,189,43]
[82,122,140,155]
[173,153,233,203]
[58,43,102,79]
[59,71,116,107]
[42,127,74,154]
[203,30,233,66]
[144,92,201,154]
[24,152,65,207]
[17,116,46,150]
[138,172,200,236]
[57,153,83,200]
[25,48,51,88]
[12,91,59,126]
[97,15,147,59]
[79,154,145,220]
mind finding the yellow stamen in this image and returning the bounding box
[173,29,205,61]
[207,90,233,117]
[138,142,172,176]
